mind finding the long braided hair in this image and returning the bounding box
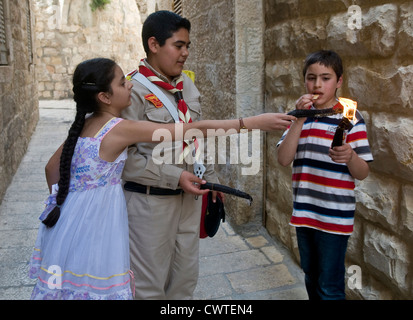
[42,58,117,228]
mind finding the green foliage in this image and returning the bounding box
[90,0,111,12]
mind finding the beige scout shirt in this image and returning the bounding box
[121,61,219,189]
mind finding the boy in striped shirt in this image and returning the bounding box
[277,50,373,300]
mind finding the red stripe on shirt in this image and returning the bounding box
[346,130,367,143]
[290,216,353,234]
[293,173,355,189]
[300,128,334,140]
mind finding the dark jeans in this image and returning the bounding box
[296,227,349,300]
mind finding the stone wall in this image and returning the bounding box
[264,0,413,299]
[0,0,39,203]
[183,0,238,218]
[34,0,145,100]
[184,0,268,229]
[137,0,174,20]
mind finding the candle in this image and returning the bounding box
[331,98,357,148]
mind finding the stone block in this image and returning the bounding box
[193,274,233,299]
[265,60,303,97]
[198,250,270,277]
[400,184,413,233]
[346,270,396,300]
[297,0,347,15]
[265,201,294,252]
[264,0,299,27]
[355,172,399,230]
[361,4,398,57]
[199,232,249,257]
[236,26,264,64]
[327,4,398,58]
[0,286,33,300]
[227,264,295,294]
[245,235,268,248]
[370,113,413,181]
[347,65,413,112]
[235,0,263,23]
[363,225,410,294]
[265,16,329,60]
[261,245,284,264]
[236,64,264,94]
[264,23,291,59]
[398,2,413,53]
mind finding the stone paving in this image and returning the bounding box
[0,100,306,300]
[195,224,307,299]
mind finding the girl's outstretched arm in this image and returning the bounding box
[109,113,296,150]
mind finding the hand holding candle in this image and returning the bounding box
[329,143,355,163]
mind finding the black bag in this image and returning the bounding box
[200,192,225,238]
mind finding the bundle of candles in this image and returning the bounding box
[331,97,357,148]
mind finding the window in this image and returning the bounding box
[173,0,182,16]
[0,0,8,65]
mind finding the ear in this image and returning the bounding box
[97,92,111,105]
[336,76,343,89]
[147,36,159,55]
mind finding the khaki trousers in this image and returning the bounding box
[124,190,202,300]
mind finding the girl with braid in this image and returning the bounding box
[28,57,294,300]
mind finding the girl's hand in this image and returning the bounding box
[247,113,296,131]
[267,113,297,130]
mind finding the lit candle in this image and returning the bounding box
[331,98,357,148]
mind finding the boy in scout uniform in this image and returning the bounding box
[121,10,221,299]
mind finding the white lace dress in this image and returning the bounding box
[29,118,133,300]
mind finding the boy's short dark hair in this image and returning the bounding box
[142,10,191,55]
[302,50,343,80]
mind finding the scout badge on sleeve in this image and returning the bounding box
[144,93,163,108]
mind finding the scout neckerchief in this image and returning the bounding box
[138,59,200,164]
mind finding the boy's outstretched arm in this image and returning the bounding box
[277,118,306,167]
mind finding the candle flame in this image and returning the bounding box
[338,97,357,122]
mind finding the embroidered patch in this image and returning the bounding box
[144,94,163,108]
